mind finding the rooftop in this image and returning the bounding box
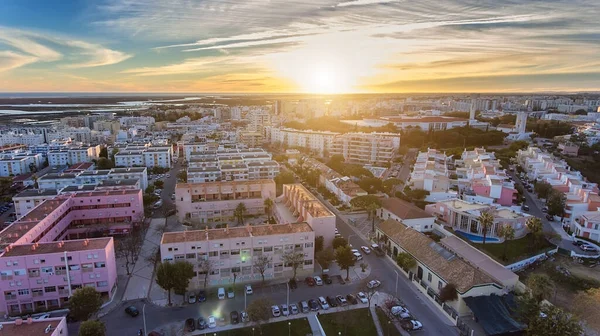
[438,199,489,212]
[14,189,59,198]
[0,318,63,336]
[161,223,313,244]
[378,219,500,293]
[381,197,434,220]
[3,237,112,257]
[284,184,334,218]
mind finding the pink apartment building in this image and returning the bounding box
[0,189,143,315]
[0,316,69,335]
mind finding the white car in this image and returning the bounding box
[281,304,290,316]
[367,280,381,289]
[34,313,51,320]
[357,292,368,304]
[318,296,330,310]
[208,315,217,328]
[271,305,281,317]
[290,303,299,315]
[351,249,360,254]
[245,285,253,295]
[409,320,423,330]
[313,276,323,286]
[391,306,410,319]
[353,252,363,261]
[360,246,371,254]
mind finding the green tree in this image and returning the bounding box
[247,297,274,335]
[528,305,583,336]
[96,157,114,170]
[155,261,194,305]
[274,171,295,195]
[547,190,566,218]
[439,283,458,302]
[357,177,384,194]
[527,217,543,248]
[366,202,381,233]
[534,181,553,199]
[177,170,187,182]
[68,287,103,321]
[349,195,382,209]
[234,203,247,225]
[315,236,324,253]
[282,250,305,279]
[172,260,195,295]
[383,178,402,194]
[332,236,348,249]
[497,224,516,261]
[99,147,108,158]
[145,185,155,194]
[316,249,335,270]
[154,180,164,189]
[263,198,274,223]
[335,245,356,281]
[79,320,106,336]
[395,252,416,271]
[477,211,495,245]
[527,273,555,303]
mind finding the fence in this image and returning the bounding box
[504,248,558,272]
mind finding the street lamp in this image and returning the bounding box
[393,270,399,298]
[387,321,391,336]
[288,322,291,336]
[244,288,247,311]
[286,281,290,308]
[142,303,147,336]
[252,328,255,336]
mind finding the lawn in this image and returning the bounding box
[477,234,555,264]
[215,318,311,336]
[375,307,403,336]
[318,308,378,336]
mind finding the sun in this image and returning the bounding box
[308,67,339,94]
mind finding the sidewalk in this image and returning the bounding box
[370,306,385,336]
[97,274,130,317]
[123,218,165,301]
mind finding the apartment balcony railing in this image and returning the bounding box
[82,268,93,273]
[1,275,13,280]
[4,295,16,300]
[58,290,69,295]
[32,292,44,297]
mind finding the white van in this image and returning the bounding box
[218,287,225,300]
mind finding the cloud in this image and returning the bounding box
[0,30,62,63]
[335,0,400,7]
[0,51,39,72]
[62,40,132,68]
[121,57,235,76]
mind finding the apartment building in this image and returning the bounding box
[238,131,264,148]
[265,127,339,156]
[13,189,60,219]
[275,184,336,246]
[379,116,469,131]
[0,130,46,146]
[175,179,276,224]
[377,197,436,232]
[425,199,530,239]
[329,132,400,165]
[47,146,100,167]
[186,149,278,183]
[114,146,173,168]
[0,315,68,335]
[324,177,368,206]
[160,223,315,287]
[0,152,43,177]
[408,149,451,192]
[38,167,148,190]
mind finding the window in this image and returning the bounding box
[263,246,273,252]
[428,273,432,282]
[186,253,195,259]
[208,251,218,257]
[18,289,29,296]
[96,281,108,287]
[231,267,241,273]
[304,259,313,266]
[174,255,184,260]
[69,265,80,271]
[438,281,443,290]
[168,248,173,252]
[41,267,53,274]
[231,249,240,256]
[253,247,262,254]
[304,242,313,248]
[94,262,105,268]
[60,256,72,262]
[13,269,25,276]
[45,286,56,293]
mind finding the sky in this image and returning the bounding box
[0,0,599,94]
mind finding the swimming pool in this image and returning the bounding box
[455,230,500,243]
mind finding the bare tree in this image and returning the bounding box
[198,258,215,289]
[253,255,272,285]
[359,277,379,316]
[116,229,144,275]
[145,246,161,265]
[282,250,305,280]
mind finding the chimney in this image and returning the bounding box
[27,317,33,324]
[31,245,36,251]
[15,318,23,325]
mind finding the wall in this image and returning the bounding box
[505,248,558,271]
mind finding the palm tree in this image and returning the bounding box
[366,202,381,233]
[264,198,274,223]
[477,211,495,245]
[235,203,247,225]
[497,224,516,261]
[527,217,543,247]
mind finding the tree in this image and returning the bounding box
[96,157,114,170]
[358,277,378,316]
[315,236,324,253]
[145,185,156,194]
[527,217,543,248]
[28,162,38,173]
[316,249,335,270]
[350,195,382,209]
[439,283,458,302]
[263,198,274,223]
[497,224,515,261]
[234,203,247,225]
[573,287,600,332]
[528,305,583,336]
[282,250,304,279]
[172,260,195,295]
[332,236,348,249]
[534,181,553,199]
[547,190,566,218]
[253,255,272,285]
[99,147,108,159]
[395,252,416,271]
[155,261,195,305]
[154,180,164,189]
[115,228,144,275]
[477,211,495,245]
[366,202,381,233]
[198,258,215,289]
[527,273,555,303]
[110,148,119,162]
[68,287,103,321]
[79,320,105,336]
[177,170,187,182]
[247,297,274,334]
[357,177,384,194]
[335,245,356,281]
[383,178,402,195]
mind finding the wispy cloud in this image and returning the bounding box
[335,0,400,7]
[62,40,132,68]
[121,57,236,76]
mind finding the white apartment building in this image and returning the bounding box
[330,132,400,165]
[408,149,451,192]
[119,116,155,127]
[380,116,469,131]
[114,150,144,167]
[37,167,148,190]
[46,127,92,143]
[0,153,43,177]
[114,147,173,168]
[47,146,101,166]
[0,131,46,146]
[160,223,315,287]
[266,127,339,156]
[13,189,60,219]
[248,109,271,132]
[186,149,278,183]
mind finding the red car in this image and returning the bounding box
[305,277,316,286]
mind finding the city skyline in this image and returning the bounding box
[1,0,600,93]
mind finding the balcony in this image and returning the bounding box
[4,295,16,300]
[1,275,13,280]
[82,268,93,273]
[32,292,44,297]
[58,289,69,296]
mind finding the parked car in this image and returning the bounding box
[336,295,348,306]
[241,311,249,323]
[326,296,338,307]
[407,320,423,331]
[185,318,196,332]
[346,294,358,305]
[208,316,217,328]
[360,246,372,254]
[582,244,597,252]
[546,214,554,221]
[197,317,208,330]
[573,240,585,246]
[367,280,381,289]
[227,287,235,298]
[300,301,310,313]
[271,305,281,317]
[522,204,530,211]
[314,276,323,286]
[542,206,548,213]
[198,290,207,302]
[218,287,225,299]
[321,274,333,284]
[281,304,290,316]
[187,292,197,304]
[353,252,363,261]
[305,277,316,286]
[318,297,330,310]
[125,306,139,317]
[391,306,411,319]
[290,303,299,315]
[245,285,253,295]
[357,292,368,304]
[308,299,319,311]
[230,311,239,324]
[34,313,51,320]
